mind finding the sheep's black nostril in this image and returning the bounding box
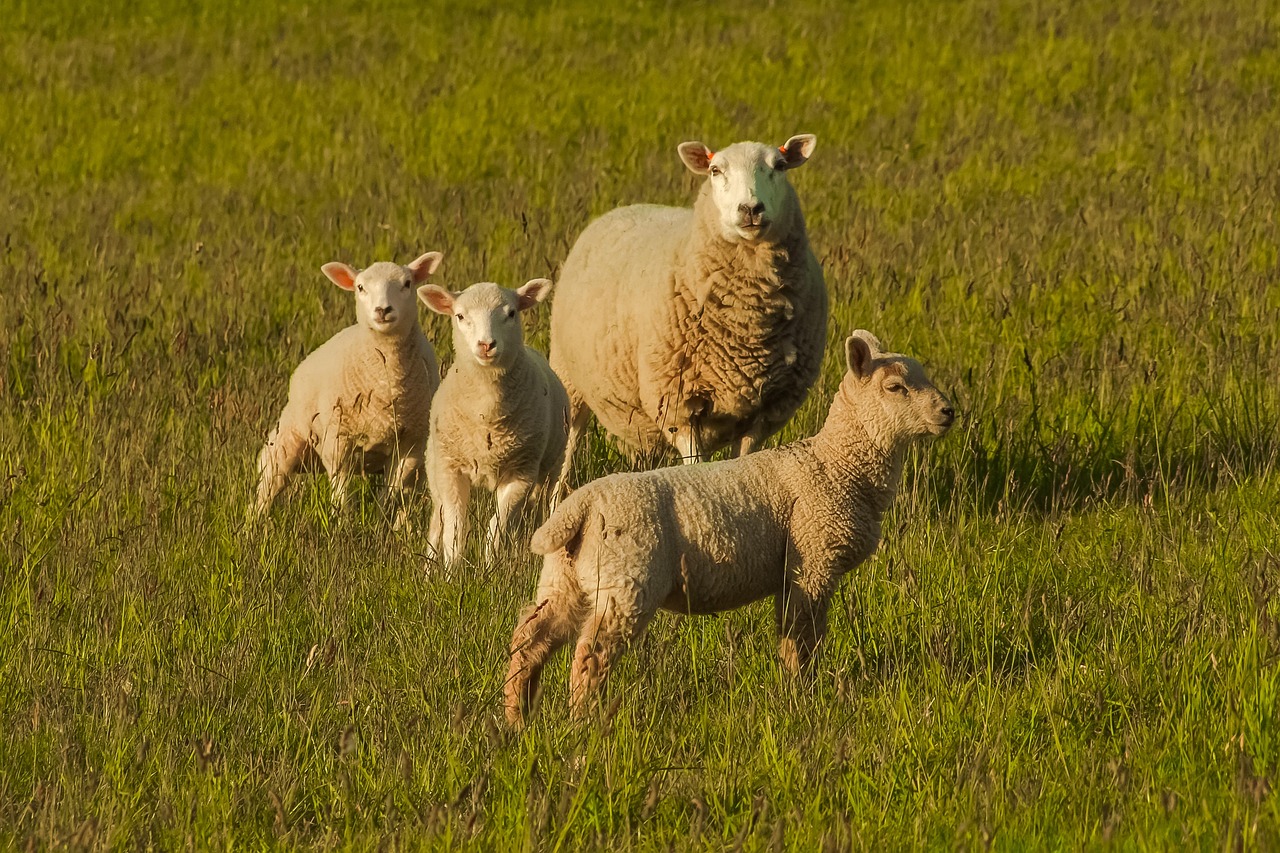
[941,407,955,419]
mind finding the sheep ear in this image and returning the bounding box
[778,134,816,169]
[516,278,553,311]
[845,332,877,379]
[677,142,715,175]
[322,262,359,291]
[407,251,442,282]
[417,284,455,315]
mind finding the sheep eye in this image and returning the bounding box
[709,165,722,177]
[773,159,787,172]
[357,284,365,293]
[455,313,464,321]
[506,308,516,319]
[886,382,908,395]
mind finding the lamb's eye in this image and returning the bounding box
[773,159,786,172]
[455,313,464,321]
[710,165,722,177]
[886,382,908,395]
[506,308,516,319]
[357,284,365,293]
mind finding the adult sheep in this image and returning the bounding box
[549,134,826,497]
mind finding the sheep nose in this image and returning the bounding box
[739,201,765,217]
[375,306,393,321]
[940,406,955,421]
[477,340,496,354]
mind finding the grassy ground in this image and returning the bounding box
[3,0,1280,847]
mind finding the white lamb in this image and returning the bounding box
[503,331,956,727]
[549,134,827,499]
[253,252,443,519]
[419,279,570,565]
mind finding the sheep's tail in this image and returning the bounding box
[530,491,590,556]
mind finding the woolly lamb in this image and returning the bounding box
[253,252,443,519]
[419,279,570,565]
[504,330,955,727]
[549,134,827,498]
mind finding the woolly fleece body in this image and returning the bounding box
[420,281,570,564]
[504,331,955,726]
[549,137,827,491]
[254,255,442,518]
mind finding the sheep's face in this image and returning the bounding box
[678,135,815,243]
[322,252,442,335]
[419,279,553,369]
[844,331,955,444]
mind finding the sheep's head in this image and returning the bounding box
[677,135,815,243]
[419,279,552,369]
[322,252,442,335]
[843,330,955,447]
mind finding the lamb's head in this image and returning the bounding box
[842,330,955,448]
[419,279,552,369]
[322,252,442,336]
[678,134,815,243]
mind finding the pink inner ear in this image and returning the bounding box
[420,287,454,314]
[322,263,358,291]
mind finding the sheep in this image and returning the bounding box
[253,252,443,521]
[418,278,570,565]
[548,134,827,500]
[503,330,956,727]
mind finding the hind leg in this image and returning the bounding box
[568,599,655,720]
[505,553,583,728]
[254,426,306,517]
[550,392,592,509]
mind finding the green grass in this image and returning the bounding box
[3,0,1280,847]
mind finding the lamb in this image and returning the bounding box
[503,330,956,727]
[253,252,443,520]
[549,134,827,499]
[418,279,570,565]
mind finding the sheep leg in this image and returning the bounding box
[775,585,830,675]
[730,425,768,459]
[429,463,471,565]
[253,427,305,516]
[550,399,592,508]
[504,583,582,728]
[486,478,534,562]
[383,449,424,530]
[568,603,648,720]
[317,430,355,513]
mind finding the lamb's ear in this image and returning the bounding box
[407,251,442,282]
[417,284,455,315]
[845,331,878,379]
[677,141,715,175]
[516,278,553,311]
[778,134,817,170]
[321,262,359,291]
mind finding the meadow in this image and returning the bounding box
[3,0,1279,847]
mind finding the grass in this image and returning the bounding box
[3,0,1280,847]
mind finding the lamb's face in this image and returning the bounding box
[419,279,553,369]
[845,331,956,444]
[677,135,816,243]
[352,262,421,334]
[321,252,442,335]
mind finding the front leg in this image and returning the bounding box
[775,583,831,675]
[427,455,471,566]
[382,447,424,530]
[486,478,534,562]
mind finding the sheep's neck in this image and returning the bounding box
[451,347,534,394]
[810,383,907,513]
[687,185,809,303]
[360,327,424,380]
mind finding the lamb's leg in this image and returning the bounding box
[253,426,305,517]
[486,478,534,562]
[317,428,355,513]
[568,601,651,720]
[504,563,582,728]
[672,426,710,464]
[730,424,768,459]
[383,448,424,530]
[775,584,831,675]
[430,463,471,566]
[551,399,592,509]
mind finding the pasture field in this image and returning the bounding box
[3,0,1280,847]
